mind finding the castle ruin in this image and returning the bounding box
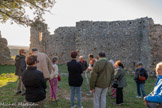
[0,32,14,65]
[30,17,162,74]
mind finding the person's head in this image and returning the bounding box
[137,62,143,69]
[99,51,106,58]
[53,56,58,64]
[79,56,83,61]
[19,49,26,56]
[114,60,124,68]
[88,54,94,60]
[31,48,38,55]
[26,55,38,67]
[71,51,77,59]
[156,62,162,76]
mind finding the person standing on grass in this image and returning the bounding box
[86,54,96,96]
[113,60,127,105]
[90,51,115,108]
[49,56,59,101]
[15,49,26,95]
[67,51,83,108]
[79,56,88,72]
[134,62,148,99]
[22,55,47,108]
[31,48,55,80]
[144,62,162,108]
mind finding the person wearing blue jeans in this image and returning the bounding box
[134,62,148,98]
[136,82,146,98]
[67,51,83,108]
[70,87,82,108]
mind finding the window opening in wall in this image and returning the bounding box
[133,62,136,67]
[39,31,42,42]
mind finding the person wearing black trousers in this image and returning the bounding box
[114,60,127,105]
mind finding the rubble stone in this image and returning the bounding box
[0,33,14,65]
[30,17,162,74]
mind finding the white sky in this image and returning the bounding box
[0,0,162,46]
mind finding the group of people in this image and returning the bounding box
[68,51,127,108]
[14,48,162,108]
[15,48,59,107]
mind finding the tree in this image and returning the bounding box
[0,0,55,26]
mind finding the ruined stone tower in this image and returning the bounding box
[30,17,162,74]
[0,32,14,65]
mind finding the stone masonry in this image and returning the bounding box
[30,17,162,74]
[0,32,14,65]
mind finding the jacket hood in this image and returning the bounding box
[15,55,25,61]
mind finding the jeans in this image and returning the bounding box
[147,102,162,108]
[116,88,123,104]
[70,86,82,108]
[136,82,146,97]
[93,87,108,108]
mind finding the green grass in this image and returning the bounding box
[0,65,157,108]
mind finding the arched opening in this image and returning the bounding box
[39,31,42,42]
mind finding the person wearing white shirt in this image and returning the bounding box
[49,56,59,101]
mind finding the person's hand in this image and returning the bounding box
[91,89,95,93]
[46,78,50,81]
[144,97,148,106]
[87,68,92,71]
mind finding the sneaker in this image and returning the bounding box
[71,105,76,108]
[16,91,21,95]
[22,91,26,96]
[86,91,92,96]
[136,96,142,98]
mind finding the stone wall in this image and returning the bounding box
[76,20,143,69]
[43,27,76,64]
[0,36,14,65]
[30,17,162,74]
[150,24,162,70]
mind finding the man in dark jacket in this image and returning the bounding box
[15,49,26,95]
[22,55,47,107]
[67,51,83,108]
[134,62,148,98]
[79,56,88,71]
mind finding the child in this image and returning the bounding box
[134,62,148,98]
[49,56,59,101]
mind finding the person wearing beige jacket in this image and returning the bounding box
[31,48,55,80]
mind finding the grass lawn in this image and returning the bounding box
[0,65,157,108]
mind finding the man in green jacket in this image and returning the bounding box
[90,51,115,108]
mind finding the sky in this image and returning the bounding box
[0,0,162,46]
